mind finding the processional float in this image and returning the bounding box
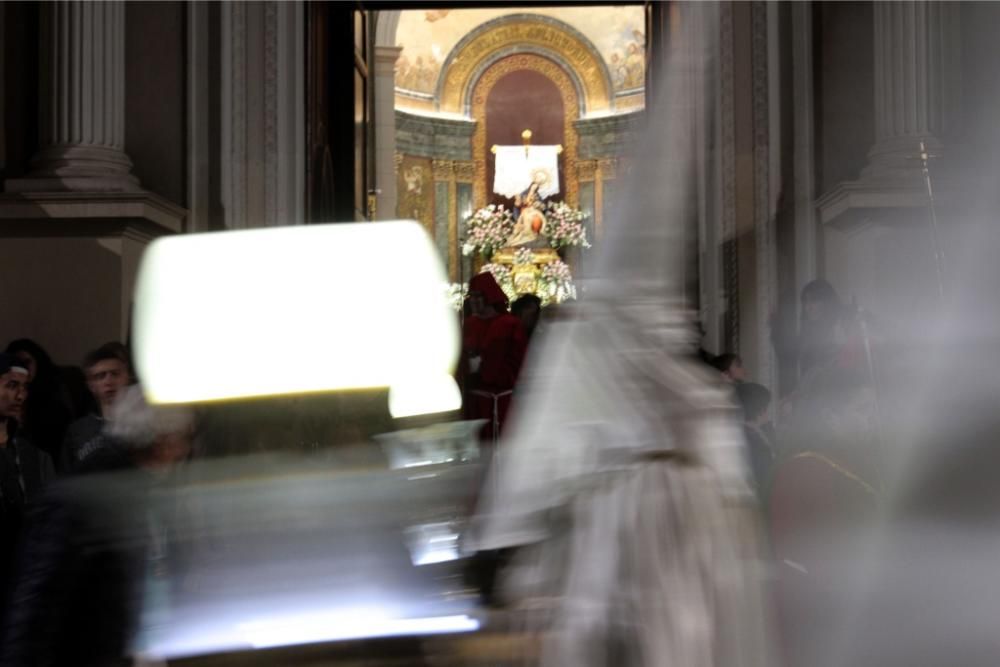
[459,129,588,306]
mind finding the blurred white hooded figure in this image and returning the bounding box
[106,385,195,468]
[468,6,774,666]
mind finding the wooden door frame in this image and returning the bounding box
[305,3,375,223]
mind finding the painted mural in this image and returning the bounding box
[394,7,646,95]
[396,155,435,235]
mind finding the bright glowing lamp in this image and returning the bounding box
[238,610,480,649]
[133,221,460,415]
[387,373,462,419]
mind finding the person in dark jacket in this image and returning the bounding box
[0,353,54,611]
[511,293,542,340]
[734,381,775,496]
[1,385,193,666]
[61,342,131,474]
[4,341,73,464]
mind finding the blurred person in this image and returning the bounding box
[796,280,843,376]
[461,272,508,374]
[765,287,883,667]
[1,385,194,666]
[458,274,492,398]
[816,123,1000,667]
[511,293,542,339]
[712,352,746,383]
[0,356,28,427]
[775,280,868,384]
[763,41,1000,666]
[0,353,53,607]
[767,366,879,667]
[686,320,716,368]
[61,342,131,473]
[467,9,774,663]
[4,339,78,463]
[470,298,774,666]
[734,382,774,496]
[462,272,527,438]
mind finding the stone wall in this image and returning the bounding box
[574,111,642,159]
[395,111,475,161]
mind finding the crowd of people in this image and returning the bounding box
[0,336,201,663]
[1,340,112,575]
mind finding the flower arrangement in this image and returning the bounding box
[538,259,577,305]
[461,259,576,309]
[458,198,586,308]
[513,247,534,265]
[462,205,515,257]
[541,201,590,249]
[445,282,467,312]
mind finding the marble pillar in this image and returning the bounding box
[8,1,140,193]
[374,45,402,220]
[864,0,961,182]
[817,1,962,226]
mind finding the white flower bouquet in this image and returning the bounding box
[462,204,515,258]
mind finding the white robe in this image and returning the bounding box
[469,307,775,667]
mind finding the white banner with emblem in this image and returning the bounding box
[492,145,561,199]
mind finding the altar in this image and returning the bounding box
[453,129,590,307]
[491,246,561,296]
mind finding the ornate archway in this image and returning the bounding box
[439,14,611,116]
[471,54,581,209]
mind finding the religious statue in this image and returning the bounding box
[485,131,571,298]
[403,165,424,196]
[507,168,550,248]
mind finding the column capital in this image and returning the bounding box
[374,45,403,78]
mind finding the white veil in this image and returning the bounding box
[467,6,773,666]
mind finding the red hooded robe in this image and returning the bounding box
[461,273,527,438]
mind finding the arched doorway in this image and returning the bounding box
[364,7,649,280]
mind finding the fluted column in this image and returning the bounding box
[8,1,139,192]
[864,1,960,179]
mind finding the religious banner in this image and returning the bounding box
[492,145,561,199]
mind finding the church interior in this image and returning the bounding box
[0,1,994,402]
[2,2,1000,664]
[0,1,996,399]
[389,7,644,286]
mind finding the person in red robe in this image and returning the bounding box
[460,272,527,441]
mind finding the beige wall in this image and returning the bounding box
[824,213,949,344]
[0,238,125,366]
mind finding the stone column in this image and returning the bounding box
[864,1,960,180]
[373,45,402,220]
[8,2,139,192]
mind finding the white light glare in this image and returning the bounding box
[388,373,462,418]
[238,610,479,649]
[133,221,459,415]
